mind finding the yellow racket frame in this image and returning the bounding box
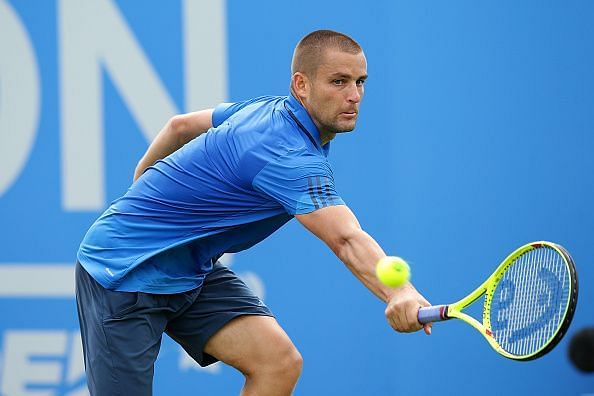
[433,241,576,360]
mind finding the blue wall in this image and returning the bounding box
[0,1,592,395]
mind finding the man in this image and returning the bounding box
[76,29,431,395]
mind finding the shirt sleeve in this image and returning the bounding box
[252,153,345,215]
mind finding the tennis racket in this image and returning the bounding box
[418,241,578,360]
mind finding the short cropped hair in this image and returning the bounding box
[291,30,362,77]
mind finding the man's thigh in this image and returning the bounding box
[203,315,298,375]
[165,261,274,367]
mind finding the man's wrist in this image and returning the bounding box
[384,282,415,302]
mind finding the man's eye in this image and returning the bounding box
[356,79,366,86]
[333,79,345,85]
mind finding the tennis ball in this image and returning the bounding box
[376,256,410,288]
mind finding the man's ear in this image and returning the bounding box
[291,72,308,99]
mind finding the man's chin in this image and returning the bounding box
[321,120,357,135]
[335,123,357,133]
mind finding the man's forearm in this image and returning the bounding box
[334,229,400,303]
[296,205,429,332]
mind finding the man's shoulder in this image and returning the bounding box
[238,128,330,186]
[219,96,290,131]
[228,95,287,118]
[235,97,309,149]
[212,95,287,129]
[258,145,333,179]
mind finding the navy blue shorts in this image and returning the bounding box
[75,261,273,395]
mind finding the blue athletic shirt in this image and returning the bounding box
[77,94,345,293]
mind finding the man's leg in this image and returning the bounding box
[204,315,303,396]
[75,262,167,395]
[166,262,302,396]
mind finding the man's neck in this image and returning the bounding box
[291,90,336,146]
[320,132,336,146]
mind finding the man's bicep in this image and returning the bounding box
[173,109,214,139]
[296,205,361,252]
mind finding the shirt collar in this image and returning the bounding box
[285,94,330,156]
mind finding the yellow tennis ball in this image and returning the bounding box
[376,256,410,287]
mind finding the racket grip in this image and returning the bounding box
[418,305,449,324]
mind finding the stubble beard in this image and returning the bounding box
[328,118,357,134]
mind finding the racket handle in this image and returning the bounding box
[418,305,449,324]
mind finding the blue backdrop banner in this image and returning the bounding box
[0,1,592,395]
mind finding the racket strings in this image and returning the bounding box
[490,246,570,357]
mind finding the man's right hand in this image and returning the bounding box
[385,283,432,335]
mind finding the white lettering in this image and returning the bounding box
[1,331,67,396]
[0,330,88,396]
[58,0,178,210]
[58,0,227,211]
[183,0,227,111]
[0,0,40,198]
[0,264,74,297]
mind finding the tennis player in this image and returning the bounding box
[75,29,431,395]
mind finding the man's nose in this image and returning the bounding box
[346,83,362,103]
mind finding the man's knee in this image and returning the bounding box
[203,315,302,385]
[276,343,303,380]
[247,336,303,380]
